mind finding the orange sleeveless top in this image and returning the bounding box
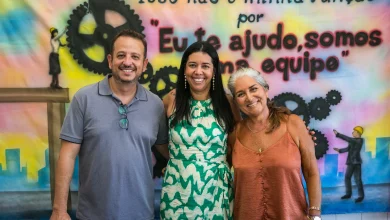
[232,120,308,220]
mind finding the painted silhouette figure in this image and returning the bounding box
[333,126,365,203]
[49,27,66,89]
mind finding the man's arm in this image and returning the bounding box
[53,27,67,41]
[155,97,170,159]
[338,147,349,153]
[50,140,80,220]
[334,129,357,143]
[155,144,169,159]
[333,129,354,153]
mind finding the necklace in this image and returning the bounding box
[245,120,268,153]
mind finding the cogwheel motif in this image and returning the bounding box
[66,0,144,74]
[308,97,331,120]
[311,129,329,159]
[326,90,342,106]
[272,92,310,126]
[139,63,154,84]
[149,66,179,99]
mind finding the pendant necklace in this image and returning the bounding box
[245,120,268,154]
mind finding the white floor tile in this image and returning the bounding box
[336,213,362,220]
[361,212,387,220]
[321,214,336,220]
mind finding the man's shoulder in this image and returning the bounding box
[74,82,100,98]
[142,86,163,106]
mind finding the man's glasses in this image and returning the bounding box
[118,104,128,130]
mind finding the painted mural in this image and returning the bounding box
[0,0,389,217]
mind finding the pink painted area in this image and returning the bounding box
[355,100,389,122]
[0,49,51,87]
[0,103,48,137]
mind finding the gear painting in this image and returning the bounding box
[149,66,179,99]
[308,97,331,121]
[272,92,310,126]
[311,129,329,159]
[326,90,342,106]
[66,0,144,74]
[139,63,154,84]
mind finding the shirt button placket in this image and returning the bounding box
[259,154,267,219]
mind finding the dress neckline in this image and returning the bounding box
[190,98,211,105]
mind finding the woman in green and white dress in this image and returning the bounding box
[160,41,240,219]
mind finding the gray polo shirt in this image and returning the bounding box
[60,75,168,220]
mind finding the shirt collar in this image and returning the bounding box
[98,75,148,101]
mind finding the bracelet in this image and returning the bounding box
[308,206,321,211]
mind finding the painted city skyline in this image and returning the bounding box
[0,148,79,191]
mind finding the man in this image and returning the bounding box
[333,126,365,203]
[50,29,169,220]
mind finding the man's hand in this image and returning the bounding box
[50,210,71,220]
[333,148,340,153]
[333,129,338,135]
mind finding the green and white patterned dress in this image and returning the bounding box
[160,98,233,220]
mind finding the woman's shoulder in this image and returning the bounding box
[287,114,305,129]
[163,89,176,117]
[286,114,311,147]
[226,94,242,123]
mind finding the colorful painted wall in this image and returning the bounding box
[0,0,389,216]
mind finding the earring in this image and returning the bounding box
[212,75,215,91]
[184,75,187,89]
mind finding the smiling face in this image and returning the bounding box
[233,75,269,117]
[107,36,148,84]
[185,52,214,97]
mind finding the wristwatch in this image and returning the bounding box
[308,216,321,220]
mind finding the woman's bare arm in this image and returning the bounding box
[288,114,322,216]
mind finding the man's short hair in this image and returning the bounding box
[110,29,147,58]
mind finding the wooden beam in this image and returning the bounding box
[0,87,72,211]
[0,88,69,103]
[48,102,72,211]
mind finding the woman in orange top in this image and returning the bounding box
[227,67,322,220]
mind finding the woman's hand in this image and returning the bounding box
[307,127,317,145]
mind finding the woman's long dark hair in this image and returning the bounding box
[170,41,234,133]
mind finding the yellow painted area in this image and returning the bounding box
[0,0,26,14]
[157,80,167,91]
[79,15,96,35]
[0,134,47,182]
[222,74,230,88]
[282,11,314,39]
[0,68,28,87]
[169,74,178,83]
[149,53,181,71]
[364,112,390,155]
[379,90,390,101]
[84,45,106,63]
[59,48,104,98]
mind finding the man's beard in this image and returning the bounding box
[112,71,137,84]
